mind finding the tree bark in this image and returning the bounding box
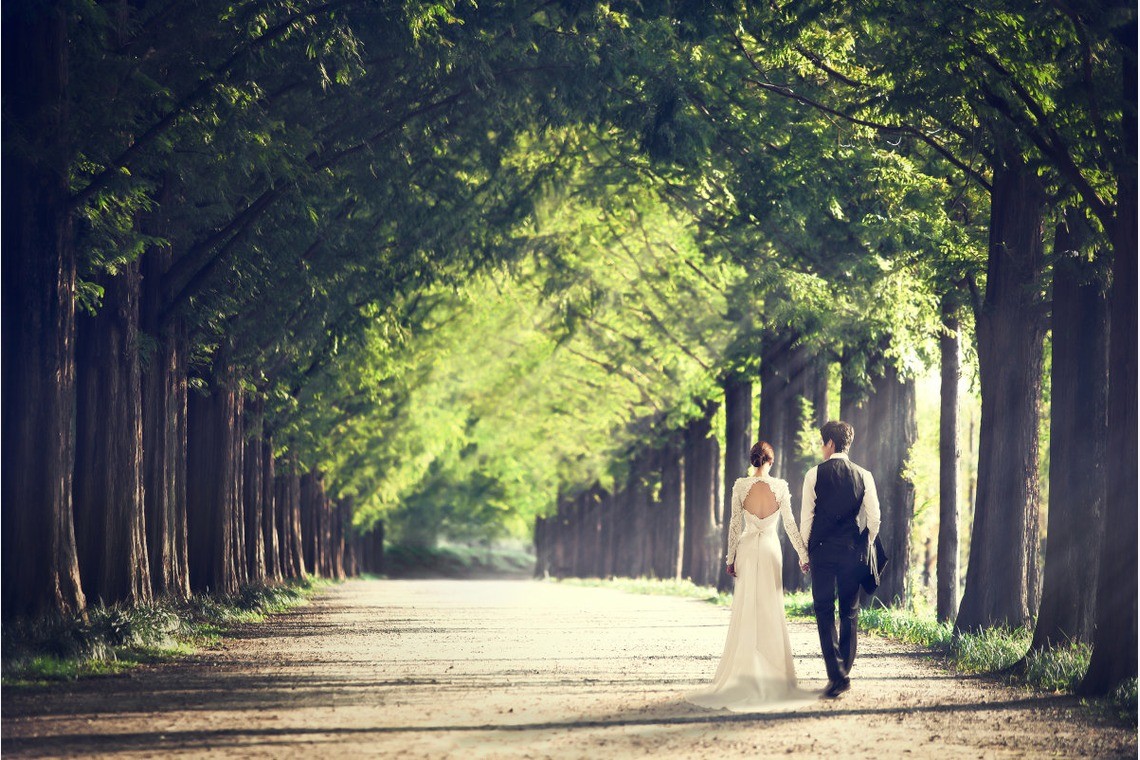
[1029,217,1107,650]
[261,439,282,582]
[682,400,720,586]
[74,261,152,606]
[937,300,961,622]
[242,401,267,585]
[599,487,618,578]
[760,334,816,591]
[652,439,684,580]
[276,459,306,579]
[1080,39,1137,695]
[627,452,655,578]
[719,376,752,593]
[141,242,191,599]
[533,516,549,578]
[1,2,86,619]
[300,473,317,575]
[956,159,1047,633]
[553,490,574,578]
[186,368,242,595]
[656,439,679,583]
[841,359,918,606]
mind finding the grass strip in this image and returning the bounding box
[2,577,328,686]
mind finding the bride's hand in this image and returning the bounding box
[800,562,810,573]
[726,563,736,577]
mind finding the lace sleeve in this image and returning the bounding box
[725,480,743,565]
[778,480,809,565]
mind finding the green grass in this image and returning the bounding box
[553,576,1135,723]
[382,543,534,577]
[2,577,326,686]
[561,576,732,606]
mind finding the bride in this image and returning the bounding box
[687,441,817,711]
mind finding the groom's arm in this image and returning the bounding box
[863,471,882,543]
[799,466,817,562]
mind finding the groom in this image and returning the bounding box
[798,420,881,698]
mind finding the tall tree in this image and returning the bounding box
[73,260,152,606]
[682,400,720,586]
[1030,215,1108,651]
[1081,27,1137,694]
[842,356,918,606]
[956,159,1048,632]
[937,299,962,622]
[1,1,86,619]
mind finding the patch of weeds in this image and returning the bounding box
[2,577,323,686]
[1107,678,1138,724]
[950,626,1032,674]
[1020,641,1091,692]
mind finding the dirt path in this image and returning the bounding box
[2,579,1134,758]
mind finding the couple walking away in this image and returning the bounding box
[687,420,881,711]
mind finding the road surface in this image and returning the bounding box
[3,579,1134,757]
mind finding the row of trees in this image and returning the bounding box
[2,0,1133,698]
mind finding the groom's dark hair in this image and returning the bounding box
[820,420,854,453]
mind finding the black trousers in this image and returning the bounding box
[810,546,863,683]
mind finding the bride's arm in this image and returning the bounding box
[725,481,742,567]
[778,481,809,566]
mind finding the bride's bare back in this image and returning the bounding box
[742,479,779,519]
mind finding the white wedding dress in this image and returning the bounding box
[687,475,818,711]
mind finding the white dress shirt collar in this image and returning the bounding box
[827,452,850,461]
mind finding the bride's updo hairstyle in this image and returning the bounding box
[750,441,775,468]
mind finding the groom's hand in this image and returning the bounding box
[800,561,810,573]
[726,563,736,577]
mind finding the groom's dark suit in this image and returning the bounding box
[802,453,879,686]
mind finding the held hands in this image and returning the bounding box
[726,563,736,577]
[800,561,810,573]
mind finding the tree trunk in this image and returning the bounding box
[956,159,1047,633]
[533,516,549,578]
[242,402,267,585]
[276,459,306,579]
[841,359,917,605]
[74,261,152,606]
[627,452,654,578]
[719,376,752,592]
[586,486,606,577]
[554,490,574,578]
[652,439,684,580]
[599,487,617,578]
[186,368,242,595]
[937,300,961,622]
[332,498,348,580]
[682,400,720,586]
[1,3,86,619]
[262,439,282,582]
[230,390,247,589]
[300,473,317,575]
[760,334,816,591]
[1029,218,1107,651]
[1080,43,1137,695]
[141,243,191,599]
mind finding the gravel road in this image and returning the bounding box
[2,578,1134,758]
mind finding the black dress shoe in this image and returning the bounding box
[823,678,851,698]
